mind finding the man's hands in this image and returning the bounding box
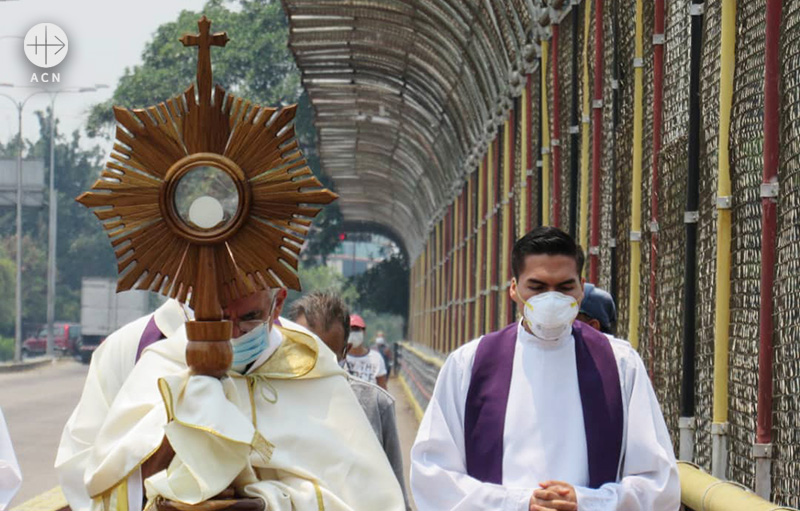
[529,481,577,511]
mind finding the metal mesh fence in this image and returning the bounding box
[693,0,722,472]
[773,1,800,505]
[596,0,613,295]
[652,0,692,449]
[611,0,633,339]
[386,0,800,503]
[726,0,767,490]
[557,15,574,232]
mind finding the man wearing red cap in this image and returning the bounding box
[346,314,388,389]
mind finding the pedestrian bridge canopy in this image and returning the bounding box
[283,0,800,508]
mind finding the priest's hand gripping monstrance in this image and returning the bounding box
[72,15,410,511]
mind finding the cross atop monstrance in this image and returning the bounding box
[180,16,229,104]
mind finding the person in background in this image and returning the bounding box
[56,300,189,511]
[373,331,393,376]
[287,292,411,510]
[0,406,21,511]
[346,314,388,389]
[576,283,617,336]
[410,226,679,511]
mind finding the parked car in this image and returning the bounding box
[21,323,81,358]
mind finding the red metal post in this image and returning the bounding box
[589,0,605,283]
[490,138,500,330]
[526,76,534,233]
[757,0,782,446]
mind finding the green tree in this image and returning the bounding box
[353,255,410,320]
[1,236,47,337]
[0,110,112,333]
[284,263,360,310]
[86,0,343,261]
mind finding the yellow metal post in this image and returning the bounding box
[429,231,434,350]
[452,197,461,352]
[476,160,486,337]
[436,222,443,352]
[541,39,551,226]
[579,0,591,254]
[712,0,736,480]
[628,0,644,350]
[466,174,474,341]
[485,144,495,331]
[501,119,512,325]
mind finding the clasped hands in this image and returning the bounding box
[529,480,577,511]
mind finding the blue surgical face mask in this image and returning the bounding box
[231,323,269,369]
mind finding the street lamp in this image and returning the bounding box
[43,84,107,357]
[0,83,108,360]
[0,86,48,362]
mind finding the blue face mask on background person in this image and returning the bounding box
[231,322,269,369]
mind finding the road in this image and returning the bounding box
[0,359,88,508]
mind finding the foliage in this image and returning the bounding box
[353,255,410,320]
[354,310,405,346]
[85,0,343,261]
[283,263,360,312]
[0,236,46,337]
[0,336,13,362]
[0,253,15,336]
[0,0,351,339]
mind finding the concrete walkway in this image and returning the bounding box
[387,375,421,510]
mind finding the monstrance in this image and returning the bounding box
[77,16,337,378]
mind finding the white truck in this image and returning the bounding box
[79,277,151,363]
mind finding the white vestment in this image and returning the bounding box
[56,300,189,511]
[83,318,404,511]
[410,321,680,511]
[0,407,22,511]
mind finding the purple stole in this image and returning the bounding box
[135,316,166,362]
[464,321,623,488]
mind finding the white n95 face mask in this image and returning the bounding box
[522,291,579,341]
[349,330,365,347]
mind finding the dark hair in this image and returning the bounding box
[511,226,585,279]
[287,291,351,340]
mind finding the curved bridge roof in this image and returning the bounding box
[282,0,544,259]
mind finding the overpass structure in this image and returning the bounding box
[282,0,800,509]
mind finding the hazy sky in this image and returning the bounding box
[0,0,208,148]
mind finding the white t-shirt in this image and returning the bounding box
[346,350,387,384]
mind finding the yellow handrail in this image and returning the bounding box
[399,341,445,369]
[679,463,778,511]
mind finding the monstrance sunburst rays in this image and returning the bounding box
[77,16,336,310]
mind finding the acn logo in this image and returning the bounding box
[24,23,68,69]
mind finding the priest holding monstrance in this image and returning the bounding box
[73,16,405,511]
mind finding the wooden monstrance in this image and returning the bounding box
[77,16,336,377]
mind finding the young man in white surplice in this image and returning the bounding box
[410,227,679,511]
